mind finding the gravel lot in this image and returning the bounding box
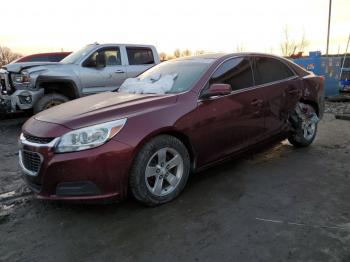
[1,106,350,262]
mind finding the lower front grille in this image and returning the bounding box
[21,150,42,173]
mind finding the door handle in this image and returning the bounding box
[287,87,299,95]
[251,98,263,107]
[114,70,125,74]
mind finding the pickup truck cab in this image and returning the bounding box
[0,43,159,116]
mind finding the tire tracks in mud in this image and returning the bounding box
[0,117,30,220]
[0,186,33,223]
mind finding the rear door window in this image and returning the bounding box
[254,57,295,85]
[210,57,254,91]
[126,47,155,65]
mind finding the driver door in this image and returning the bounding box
[80,47,127,95]
[190,57,265,167]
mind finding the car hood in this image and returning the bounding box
[3,62,61,73]
[34,92,178,129]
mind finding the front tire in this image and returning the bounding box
[129,135,190,206]
[33,93,69,114]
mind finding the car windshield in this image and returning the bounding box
[61,45,95,64]
[118,59,214,94]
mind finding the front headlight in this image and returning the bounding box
[13,72,30,85]
[55,118,127,153]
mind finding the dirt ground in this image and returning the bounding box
[1,110,350,262]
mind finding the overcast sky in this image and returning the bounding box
[1,0,349,55]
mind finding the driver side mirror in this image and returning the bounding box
[201,83,232,99]
[96,53,106,68]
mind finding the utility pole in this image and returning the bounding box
[326,0,332,55]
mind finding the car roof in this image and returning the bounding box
[174,52,292,63]
[87,43,156,48]
[24,52,71,56]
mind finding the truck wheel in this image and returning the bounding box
[129,135,190,206]
[33,93,69,114]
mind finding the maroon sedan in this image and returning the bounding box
[19,53,324,205]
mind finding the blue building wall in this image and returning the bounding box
[291,51,342,97]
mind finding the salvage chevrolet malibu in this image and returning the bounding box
[19,53,324,205]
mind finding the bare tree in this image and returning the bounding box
[0,45,22,66]
[298,31,310,53]
[166,55,175,60]
[173,49,181,58]
[280,26,310,57]
[194,50,205,56]
[235,44,246,52]
[159,52,167,61]
[181,49,192,57]
[280,26,296,56]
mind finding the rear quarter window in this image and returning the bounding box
[287,60,310,77]
[126,47,155,65]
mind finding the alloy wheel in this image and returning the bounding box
[303,122,316,140]
[145,147,184,196]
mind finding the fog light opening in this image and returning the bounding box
[19,95,32,104]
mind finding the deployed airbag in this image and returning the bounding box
[119,73,178,94]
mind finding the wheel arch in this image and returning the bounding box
[299,98,320,116]
[132,128,197,173]
[37,79,80,99]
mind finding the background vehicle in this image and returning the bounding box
[0,43,159,117]
[12,52,72,63]
[19,53,324,205]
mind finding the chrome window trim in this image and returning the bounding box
[198,54,299,101]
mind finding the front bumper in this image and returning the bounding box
[0,89,44,112]
[19,134,134,201]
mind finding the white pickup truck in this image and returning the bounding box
[0,43,160,116]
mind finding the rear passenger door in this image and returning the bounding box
[253,56,301,135]
[126,47,156,78]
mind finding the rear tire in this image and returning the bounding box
[288,105,318,147]
[288,124,317,147]
[33,93,69,114]
[129,135,190,206]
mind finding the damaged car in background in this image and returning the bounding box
[11,52,72,63]
[0,43,159,118]
[19,53,324,206]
